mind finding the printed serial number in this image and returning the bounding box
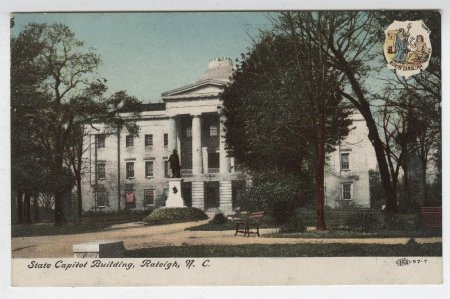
[396,258,428,266]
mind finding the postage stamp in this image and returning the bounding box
[9,9,442,287]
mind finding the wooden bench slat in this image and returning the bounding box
[235,211,265,237]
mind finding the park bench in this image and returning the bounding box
[420,207,442,228]
[235,211,265,237]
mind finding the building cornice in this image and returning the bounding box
[162,93,222,101]
[161,79,228,99]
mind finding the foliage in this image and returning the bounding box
[11,22,54,195]
[269,228,441,239]
[385,214,420,231]
[222,31,351,175]
[12,210,148,237]
[375,11,441,209]
[209,213,227,225]
[241,172,313,223]
[279,214,306,233]
[186,214,279,231]
[344,210,420,232]
[344,211,386,232]
[142,207,208,225]
[369,170,383,210]
[262,12,395,212]
[11,23,142,224]
[125,243,442,258]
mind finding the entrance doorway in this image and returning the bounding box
[232,180,245,210]
[182,182,192,207]
[204,181,219,209]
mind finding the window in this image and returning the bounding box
[342,183,352,200]
[144,189,155,206]
[209,125,218,137]
[95,186,109,207]
[97,163,106,179]
[164,160,170,178]
[208,152,220,169]
[96,192,109,207]
[185,127,192,138]
[164,133,168,146]
[145,134,153,146]
[145,161,154,177]
[126,135,134,147]
[126,162,134,179]
[125,190,136,208]
[340,153,350,170]
[96,134,105,148]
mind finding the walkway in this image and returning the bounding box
[11,220,442,258]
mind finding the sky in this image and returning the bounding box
[11,12,273,103]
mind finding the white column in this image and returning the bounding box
[192,114,202,175]
[202,147,209,174]
[168,116,177,152]
[219,114,231,173]
[219,181,233,215]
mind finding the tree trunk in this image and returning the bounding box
[334,52,398,213]
[24,192,31,224]
[54,190,64,225]
[54,153,65,226]
[315,125,326,231]
[403,164,410,212]
[17,191,24,224]
[363,108,398,213]
[392,177,398,211]
[422,158,429,206]
[33,193,39,222]
[117,131,121,211]
[77,175,82,223]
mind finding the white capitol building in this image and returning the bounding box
[81,57,375,214]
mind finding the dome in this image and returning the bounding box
[197,57,234,82]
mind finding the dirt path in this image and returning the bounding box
[12,220,442,258]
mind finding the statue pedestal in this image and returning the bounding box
[165,178,185,207]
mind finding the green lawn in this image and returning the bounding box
[266,229,442,239]
[186,222,279,231]
[11,211,148,237]
[125,242,442,257]
[186,215,279,231]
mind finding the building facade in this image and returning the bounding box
[81,57,377,214]
[81,58,247,215]
[324,112,378,209]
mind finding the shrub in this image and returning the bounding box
[344,211,385,231]
[242,171,312,223]
[209,213,227,225]
[279,214,306,233]
[385,214,420,231]
[143,207,208,225]
[272,201,296,224]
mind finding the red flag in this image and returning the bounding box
[126,191,135,203]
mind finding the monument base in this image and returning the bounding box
[165,178,185,207]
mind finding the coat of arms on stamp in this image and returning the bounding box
[384,20,432,78]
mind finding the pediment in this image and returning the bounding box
[161,80,226,99]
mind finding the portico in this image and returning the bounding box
[161,58,238,214]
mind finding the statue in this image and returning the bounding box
[168,149,181,178]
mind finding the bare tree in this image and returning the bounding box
[274,11,407,213]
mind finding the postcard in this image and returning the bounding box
[8,9,443,288]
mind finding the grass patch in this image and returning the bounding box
[143,207,208,225]
[12,210,148,238]
[125,242,442,257]
[266,229,442,239]
[186,214,279,231]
